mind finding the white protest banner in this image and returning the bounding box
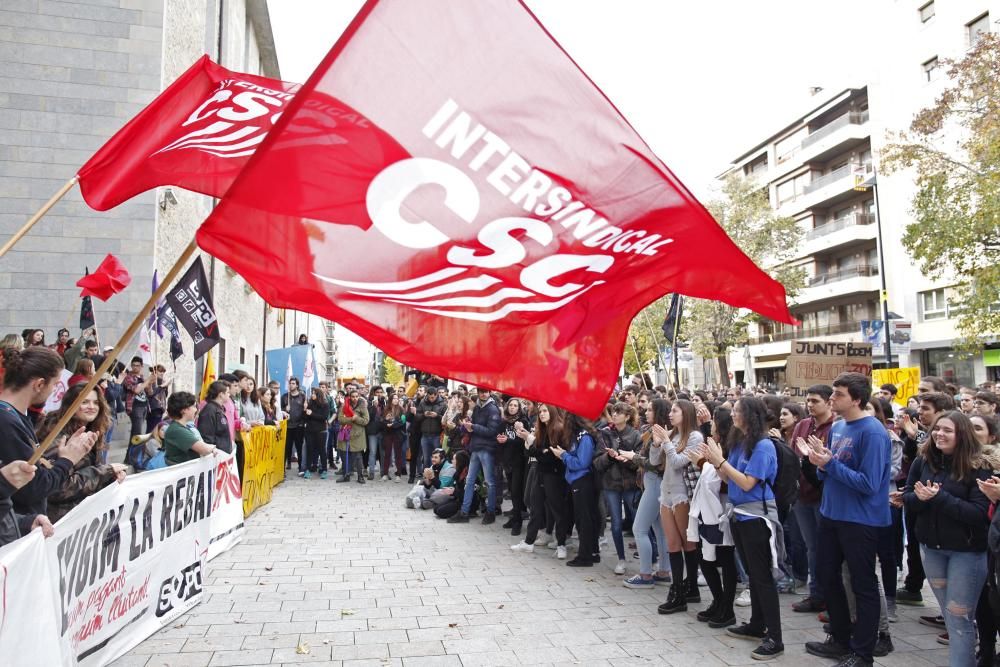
[786,340,873,399]
[43,369,74,414]
[0,452,244,667]
[0,530,73,666]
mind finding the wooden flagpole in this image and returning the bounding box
[0,176,78,260]
[29,239,199,464]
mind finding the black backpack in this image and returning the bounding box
[764,437,800,513]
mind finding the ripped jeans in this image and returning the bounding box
[920,546,987,667]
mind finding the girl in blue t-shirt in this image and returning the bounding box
[700,396,783,661]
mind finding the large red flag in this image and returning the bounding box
[76,254,131,301]
[77,55,299,211]
[196,0,796,418]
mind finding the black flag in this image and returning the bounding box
[79,268,95,330]
[160,304,184,361]
[165,257,220,359]
[661,293,683,345]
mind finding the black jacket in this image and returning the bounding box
[417,396,447,436]
[593,425,642,492]
[365,398,385,436]
[306,398,330,433]
[282,391,306,429]
[904,455,991,552]
[468,398,502,454]
[197,401,232,453]
[0,402,73,516]
[0,469,36,548]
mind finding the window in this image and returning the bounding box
[921,288,947,320]
[923,57,940,82]
[919,1,935,23]
[239,346,246,364]
[968,13,991,47]
[745,154,768,177]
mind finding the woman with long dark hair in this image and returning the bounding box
[595,401,642,575]
[381,394,406,481]
[689,406,738,629]
[498,397,529,535]
[511,403,559,553]
[701,395,784,661]
[652,399,703,613]
[618,398,672,588]
[905,411,991,667]
[549,411,601,567]
[197,380,233,454]
[304,386,331,479]
[37,383,126,522]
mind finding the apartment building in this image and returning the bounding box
[721,0,998,389]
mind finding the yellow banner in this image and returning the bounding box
[872,367,920,406]
[241,420,287,518]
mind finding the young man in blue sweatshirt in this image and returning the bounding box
[804,372,891,667]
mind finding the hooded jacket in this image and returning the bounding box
[467,397,502,454]
[904,451,993,552]
[592,425,641,492]
[337,398,369,453]
[417,395,447,436]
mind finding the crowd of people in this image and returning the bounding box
[6,325,1000,665]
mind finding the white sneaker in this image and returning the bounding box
[534,533,551,546]
[381,475,389,482]
[556,546,567,560]
[735,589,752,607]
[547,539,559,549]
[614,560,626,575]
[698,573,707,587]
[511,542,534,553]
[599,536,609,549]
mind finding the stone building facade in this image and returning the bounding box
[0,0,335,389]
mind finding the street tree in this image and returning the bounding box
[881,34,1000,351]
[674,173,804,386]
[381,355,403,386]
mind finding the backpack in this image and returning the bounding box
[764,437,800,512]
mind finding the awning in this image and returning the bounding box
[753,359,787,370]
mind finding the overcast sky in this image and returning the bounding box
[269,0,875,200]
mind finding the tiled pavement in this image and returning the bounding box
[115,474,949,667]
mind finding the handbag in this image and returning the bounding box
[146,449,167,470]
[338,424,352,443]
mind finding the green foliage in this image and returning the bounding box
[382,356,403,386]
[882,34,1000,350]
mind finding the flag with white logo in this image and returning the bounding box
[77,56,299,211]
[195,0,795,417]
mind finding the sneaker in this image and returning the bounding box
[735,589,752,607]
[919,614,945,629]
[393,475,401,482]
[356,475,366,484]
[937,632,949,645]
[652,572,671,585]
[726,623,766,641]
[832,653,874,667]
[697,573,707,587]
[510,542,534,553]
[381,475,389,482]
[805,636,851,659]
[534,534,552,546]
[297,471,306,477]
[886,597,897,623]
[614,560,626,575]
[817,610,830,623]
[319,471,328,480]
[623,575,655,589]
[404,497,414,509]
[873,632,894,657]
[792,596,826,613]
[447,512,470,524]
[336,476,351,483]
[481,512,496,525]
[750,637,784,661]
[555,546,567,560]
[547,538,559,549]
[303,471,312,479]
[420,499,434,510]
[368,471,374,480]
[895,589,924,606]
[599,536,609,549]
[776,576,797,594]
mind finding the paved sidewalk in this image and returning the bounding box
[115,474,949,667]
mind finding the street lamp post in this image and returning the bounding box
[859,167,894,369]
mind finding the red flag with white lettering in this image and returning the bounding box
[195,0,795,418]
[77,55,299,211]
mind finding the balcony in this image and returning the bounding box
[809,265,879,286]
[749,320,865,345]
[806,213,874,239]
[804,164,855,195]
[779,163,869,217]
[801,111,870,149]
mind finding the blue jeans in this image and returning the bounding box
[633,476,669,575]
[604,488,639,560]
[461,450,496,515]
[367,433,382,474]
[921,546,987,667]
[420,435,439,470]
[793,502,822,600]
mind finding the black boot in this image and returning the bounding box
[657,584,687,614]
[509,521,522,537]
[696,599,719,623]
[708,603,737,629]
[685,579,701,603]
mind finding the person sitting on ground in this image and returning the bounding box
[405,448,455,509]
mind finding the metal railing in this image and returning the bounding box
[808,265,879,286]
[803,164,855,194]
[801,111,870,149]
[806,213,875,239]
[749,319,867,345]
